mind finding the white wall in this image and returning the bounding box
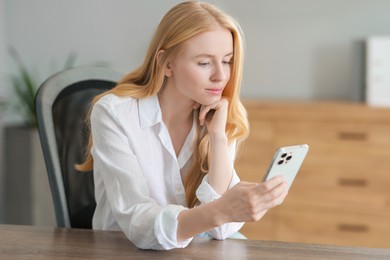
[3,0,223,85]
[0,0,6,105]
[3,0,390,101]
[0,0,7,223]
[225,0,390,101]
[0,0,5,82]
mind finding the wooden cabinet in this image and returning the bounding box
[236,101,390,248]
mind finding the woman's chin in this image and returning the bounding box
[197,96,222,106]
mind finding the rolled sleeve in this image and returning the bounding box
[155,205,193,249]
[196,171,240,204]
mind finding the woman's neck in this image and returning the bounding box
[157,86,195,128]
[157,85,196,157]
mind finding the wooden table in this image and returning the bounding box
[1,224,389,259]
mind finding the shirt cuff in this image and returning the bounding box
[196,171,240,204]
[154,205,193,250]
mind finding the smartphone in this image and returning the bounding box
[262,144,309,190]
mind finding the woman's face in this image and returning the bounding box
[165,26,233,106]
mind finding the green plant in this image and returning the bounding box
[5,47,77,127]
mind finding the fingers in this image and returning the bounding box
[255,177,288,209]
[262,175,284,188]
[198,98,228,126]
[217,180,288,223]
[198,104,215,126]
[261,176,287,198]
[240,177,287,220]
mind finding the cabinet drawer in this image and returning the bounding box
[275,122,390,159]
[277,209,390,248]
[286,161,390,212]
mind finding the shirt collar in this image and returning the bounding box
[138,95,162,128]
[138,95,197,167]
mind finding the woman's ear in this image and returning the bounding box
[157,49,173,77]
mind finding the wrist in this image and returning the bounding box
[208,198,229,226]
[209,132,228,144]
[177,199,228,241]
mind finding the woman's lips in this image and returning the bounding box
[206,88,223,95]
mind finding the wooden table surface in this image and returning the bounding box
[1,224,390,259]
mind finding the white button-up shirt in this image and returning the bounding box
[91,93,243,250]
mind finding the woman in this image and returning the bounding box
[77,1,287,250]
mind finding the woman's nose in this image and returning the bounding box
[211,64,228,82]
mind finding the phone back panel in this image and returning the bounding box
[262,144,309,190]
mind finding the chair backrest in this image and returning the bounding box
[35,66,121,228]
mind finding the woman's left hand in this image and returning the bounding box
[198,98,229,137]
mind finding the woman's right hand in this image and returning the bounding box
[215,176,288,224]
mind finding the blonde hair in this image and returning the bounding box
[76,1,249,208]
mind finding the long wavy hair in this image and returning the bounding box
[76,1,249,208]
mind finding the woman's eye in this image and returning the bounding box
[198,62,210,66]
[223,60,232,65]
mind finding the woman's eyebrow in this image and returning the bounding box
[194,52,233,58]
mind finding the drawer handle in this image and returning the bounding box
[338,224,369,233]
[338,132,367,141]
[338,178,368,187]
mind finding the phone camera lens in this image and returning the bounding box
[281,153,287,158]
[286,155,292,161]
[278,159,284,165]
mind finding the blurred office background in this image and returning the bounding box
[1,0,390,227]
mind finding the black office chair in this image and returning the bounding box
[35,66,121,228]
